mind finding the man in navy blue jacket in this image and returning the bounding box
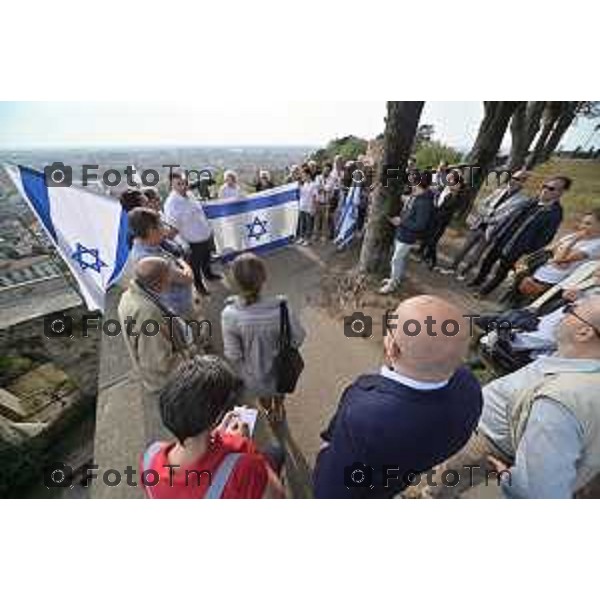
[313,295,483,499]
[468,176,569,296]
[379,179,435,294]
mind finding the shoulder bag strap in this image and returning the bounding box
[204,453,243,499]
[279,300,292,350]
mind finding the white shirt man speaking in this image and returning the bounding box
[164,171,221,295]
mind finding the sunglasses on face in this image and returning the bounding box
[542,184,559,192]
[564,304,600,338]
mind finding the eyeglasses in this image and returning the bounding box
[564,304,600,338]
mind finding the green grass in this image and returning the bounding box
[527,158,600,219]
[478,158,600,226]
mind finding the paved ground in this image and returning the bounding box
[92,235,505,499]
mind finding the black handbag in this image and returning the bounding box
[273,301,304,394]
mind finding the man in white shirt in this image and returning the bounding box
[164,171,221,296]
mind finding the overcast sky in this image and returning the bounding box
[0,101,595,151]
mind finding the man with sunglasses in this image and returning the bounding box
[468,176,568,296]
[433,296,600,499]
[443,170,531,279]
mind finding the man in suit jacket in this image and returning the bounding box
[468,176,570,296]
[447,171,530,278]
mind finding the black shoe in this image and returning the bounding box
[196,286,210,296]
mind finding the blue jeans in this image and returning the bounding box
[390,240,413,282]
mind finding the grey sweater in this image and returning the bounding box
[221,295,306,398]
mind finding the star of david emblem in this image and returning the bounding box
[71,243,107,273]
[246,216,268,241]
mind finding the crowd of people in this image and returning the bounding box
[114,160,600,500]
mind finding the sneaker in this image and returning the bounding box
[295,238,304,245]
[438,267,455,276]
[456,273,466,282]
[378,280,399,295]
[303,239,311,246]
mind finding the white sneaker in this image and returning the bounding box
[438,267,455,276]
[378,280,399,295]
[456,273,466,282]
[295,238,304,245]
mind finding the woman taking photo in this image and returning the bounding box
[221,253,306,422]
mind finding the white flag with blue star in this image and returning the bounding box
[4,165,130,312]
[203,183,299,260]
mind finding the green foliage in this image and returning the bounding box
[476,158,600,226]
[0,355,34,385]
[414,124,435,149]
[312,135,368,164]
[415,140,463,170]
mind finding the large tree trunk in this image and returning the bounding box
[526,101,565,168]
[462,101,519,216]
[539,101,580,162]
[508,101,546,170]
[358,101,425,274]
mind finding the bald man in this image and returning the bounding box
[473,296,600,498]
[118,257,192,400]
[313,295,483,499]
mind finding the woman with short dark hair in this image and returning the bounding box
[140,355,285,499]
[221,253,306,422]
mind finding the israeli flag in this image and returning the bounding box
[204,183,299,260]
[334,185,361,249]
[5,165,129,312]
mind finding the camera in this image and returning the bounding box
[344,462,374,489]
[44,462,74,488]
[44,162,73,187]
[344,312,372,338]
[44,314,73,338]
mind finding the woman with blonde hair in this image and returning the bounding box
[219,170,244,200]
[221,253,306,422]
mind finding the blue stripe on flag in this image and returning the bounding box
[203,188,298,220]
[220,236,294,263]
[18,166,57,241]
[108,209,130,286]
